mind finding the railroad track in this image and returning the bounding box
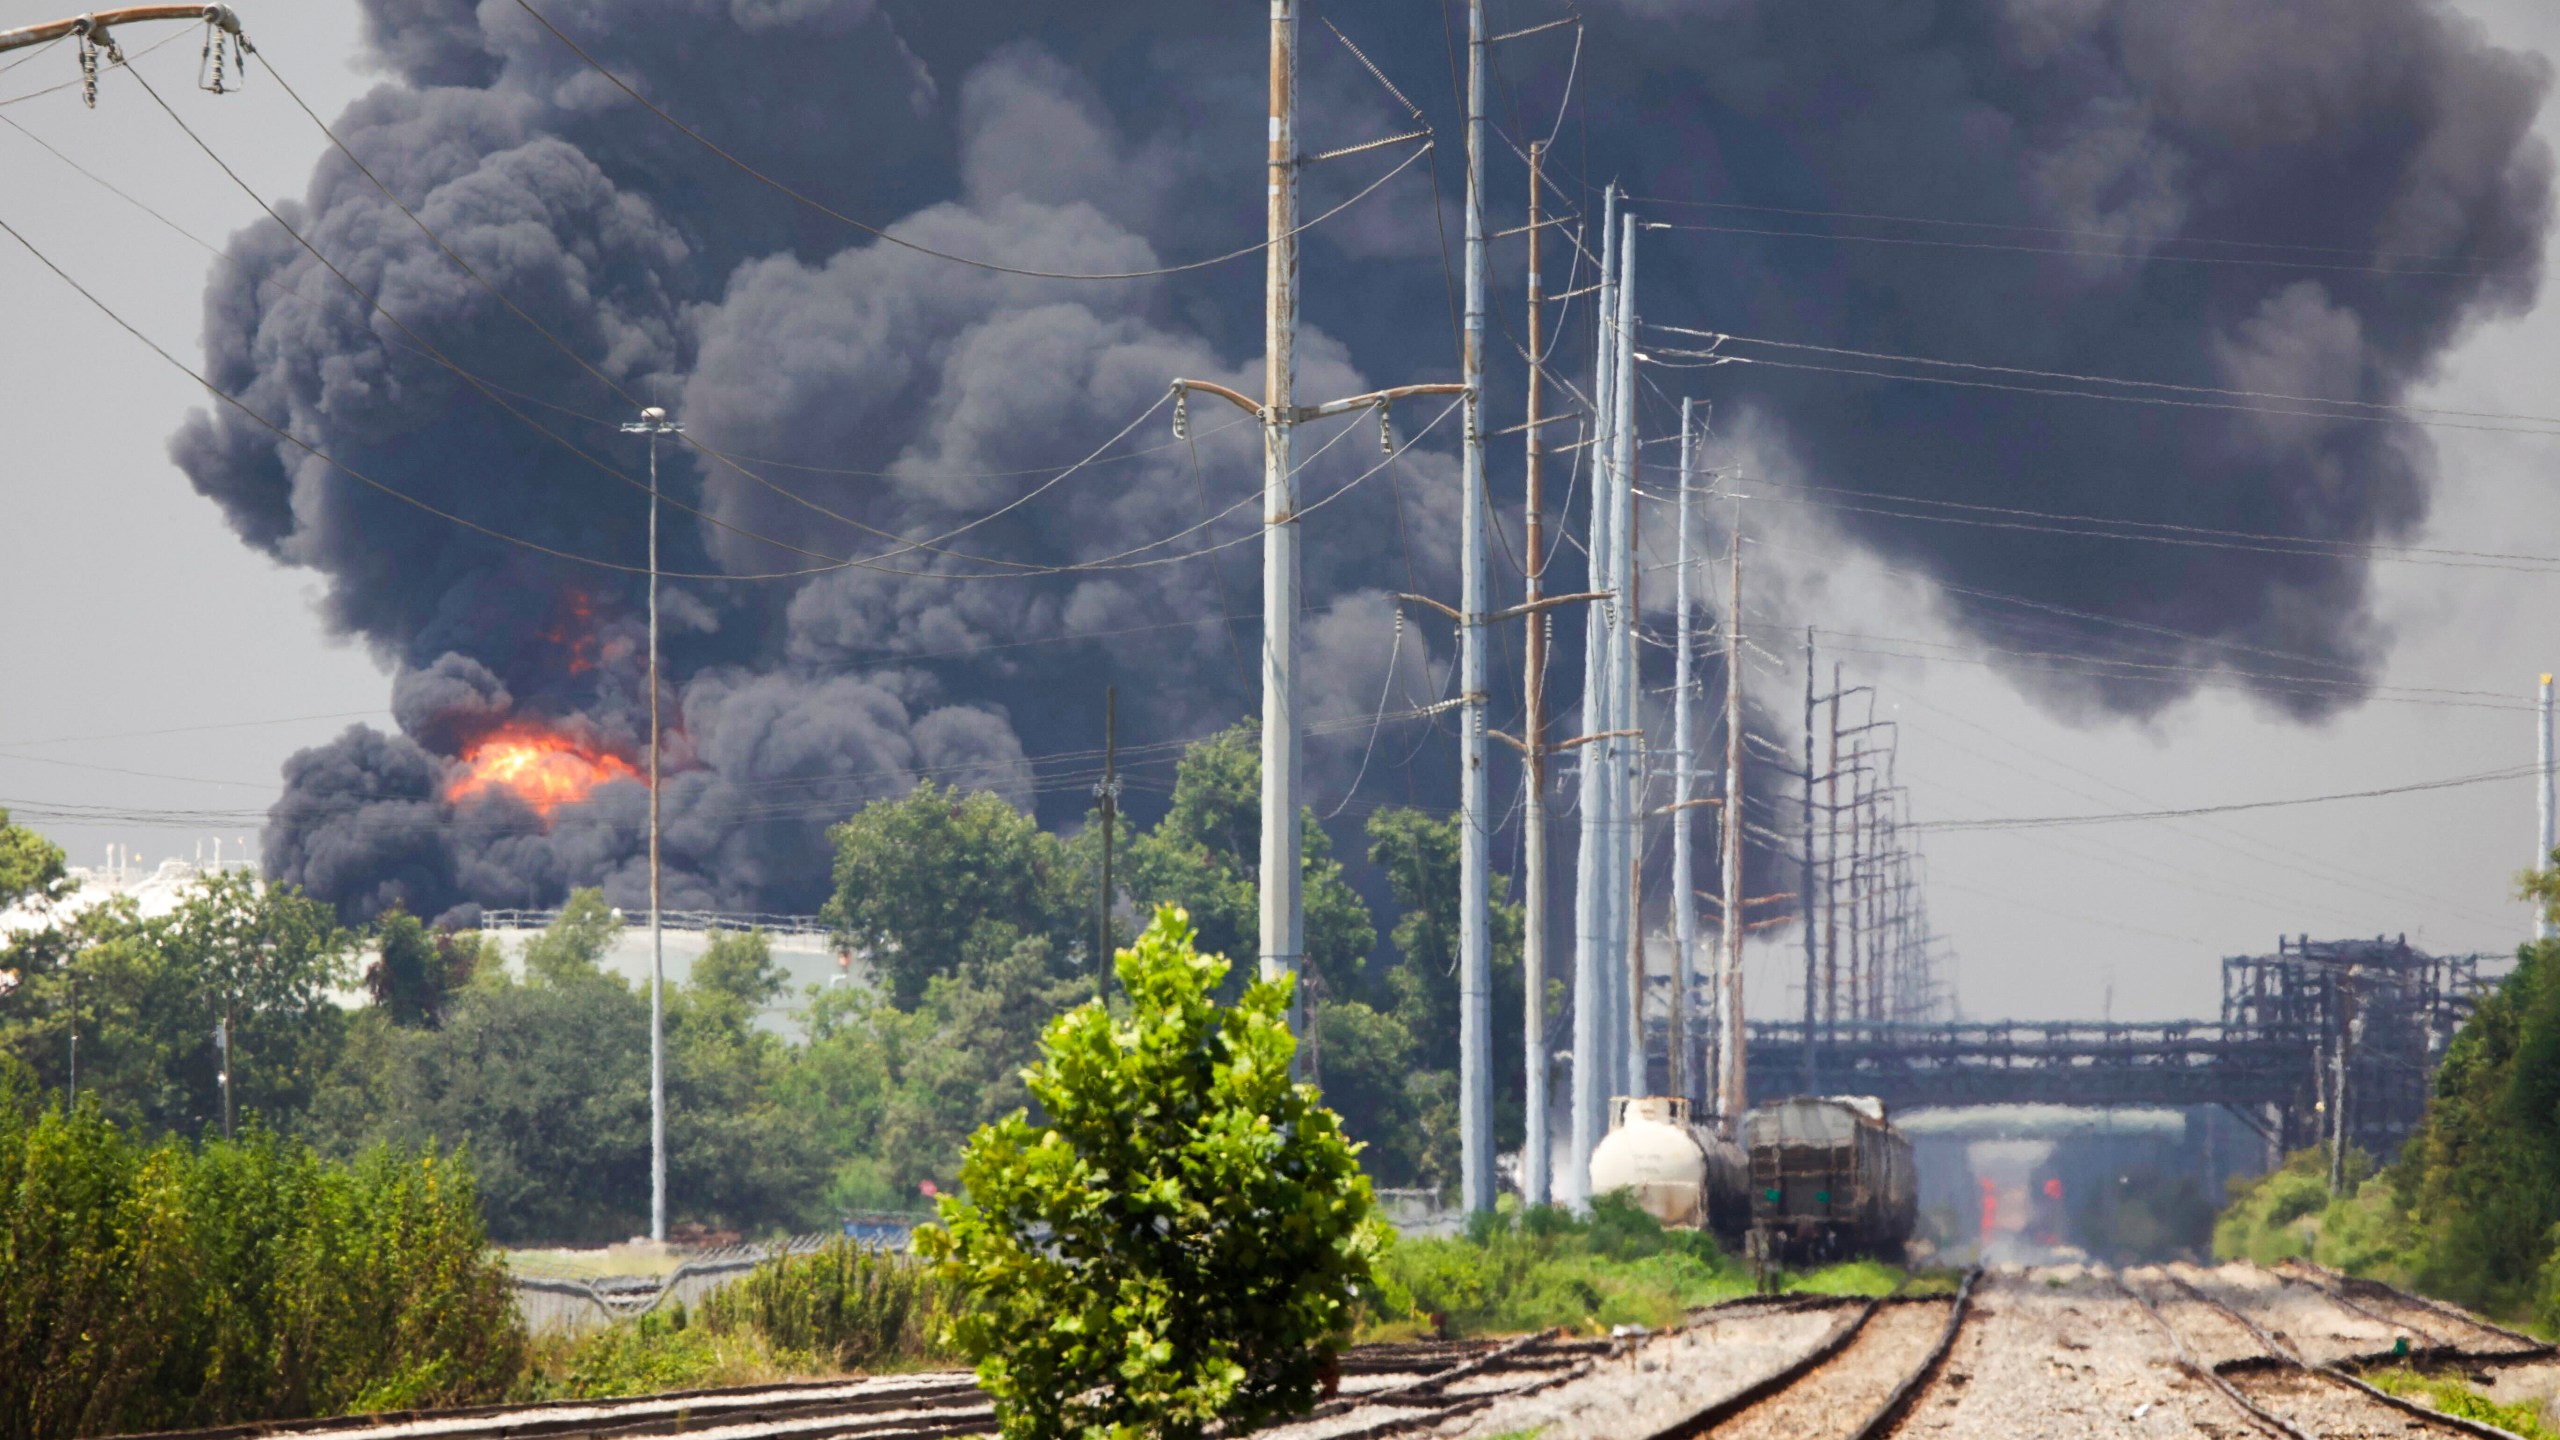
[2273,1259,2555,1360]
[2122,1264,2537,1440]
[116,1334,1597,1440]
[1640,1269,1981,1440]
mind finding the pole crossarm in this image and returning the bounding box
[1170,378,1471,426]
[0,3,237,53]
[1652,796,1722,815]
[1491,589,1607,621]
[1301,381,1469,421]
[1554,727,1643,754]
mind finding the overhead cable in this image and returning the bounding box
[513,0,1431,283]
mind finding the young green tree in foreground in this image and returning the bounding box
[918,907,1384,1440]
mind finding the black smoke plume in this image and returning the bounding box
[180,0,2547,922]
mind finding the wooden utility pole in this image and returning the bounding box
[1519,140,1552,1205]
[1170,5,1460,1075]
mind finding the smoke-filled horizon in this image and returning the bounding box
[186,0,2549,926]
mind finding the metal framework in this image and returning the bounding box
[1745,935,2503,1166]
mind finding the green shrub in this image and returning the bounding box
[2365,1366,2560,1440]
[701,1240,949,1368]
[919,906,1384,1440]
[1371,1195,1750,1336]
[0,1062,522,1439]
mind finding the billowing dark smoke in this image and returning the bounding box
[180,0,2547,920]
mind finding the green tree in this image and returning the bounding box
[918,907,1382,1440]
[0,808,67,912]
[0,1060,523,1435]
[519,888,623,986]
[365,907,470,1028]
[1311,999,1431,1186]
[308,911,827,1241]
[305,969,651,1242]
[824,782,1083,1006]
[1120,720,1375,999]
[0,877,353,1135]
[780,931,1091,1211]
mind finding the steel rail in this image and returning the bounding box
[2117,1272,2316,1440]
[2280,1258,2554,1358]
[1845,1268,1983,1440]
[2161,1268,2533,1440]
[1636,1294,1889,1440]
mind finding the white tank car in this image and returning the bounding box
[1588,1095,1750,1236]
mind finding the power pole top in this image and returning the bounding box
[0,4,241,54]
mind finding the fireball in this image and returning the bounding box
[445,725,642,816]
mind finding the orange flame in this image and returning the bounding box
[445,725,641,816]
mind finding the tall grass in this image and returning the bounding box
[1368,1196,1755,1336]
[523,1241,954,1399]
[0,1066,523,1439]
[701,1239,948,1368]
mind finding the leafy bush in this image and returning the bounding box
[0,1063,523,1438]
[700,1240,949,1369]
[1370,1195,1750,1336]
[2365,1366,2560,1440]
[919,906,1384,1440]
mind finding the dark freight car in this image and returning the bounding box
[1744,1095,1918,1262]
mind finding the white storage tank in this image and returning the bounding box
[1588,1095,1749,1235]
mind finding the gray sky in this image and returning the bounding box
[2,0,2555,1023]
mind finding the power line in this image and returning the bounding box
[1653,324,2560,432]
[1652,346,2560,439]
[1627,193,2527,270]
[1739,473,2560,576]
[1645,216,2518,281]
[1911,763,2542,833]
[512,0,1433,283]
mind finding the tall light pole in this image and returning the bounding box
[622,403,681,1243]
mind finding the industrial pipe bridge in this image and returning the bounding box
[1736,937,2506,1163]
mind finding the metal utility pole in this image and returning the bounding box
[1567,190,1618,1205]
[1717,526,1747,1129]
[1170,4,1461,1074]
[1096,686,1121,973]
[1612,212,1644,1102]
[1519,139,1553,1206]
[1669,401,1699,1109]
[1802,627,1817,1093]
[1261,0,1305,1051]
[2541,673,2554,942]
[622,403,681,1244]
[1456,0,1494,1217]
